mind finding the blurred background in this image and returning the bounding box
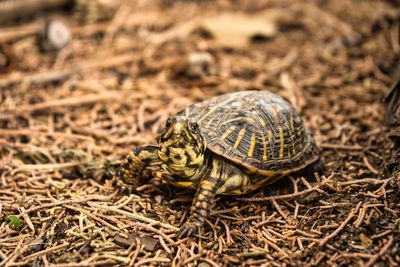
[0,0,399,266]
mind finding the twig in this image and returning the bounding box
[319,203,361,246]
[19,207,35,233]
[280,72,305,111]
[89,204,178,231]
[365,236,394,267]
[296,237,304,251]
[297,2,360,38]
[15,162,82,171]
[337,178,391,187]
[354,206,366,227]
[220,219,233,245]
[363,157,379,175]
[242,182,324,202]
[1,92,122,115]
[0,21,42,42]
[18,197,108,217]
[319,143,363,150]
[115,194,138,209]
[134,257,170,266]
[158,236,172,254]
[199,258,220,267]
[293,202,300,220]
[0,0,71,23]
[0,129,94,142]
[271,199,291,224]
[18,242,70,262]
[211,206,240,215]
[0,52,138,88]
[128,238,141,267]
[182,253,203,265]
[371,230,392,240]
[263,238,289,258]
[64,205,121,232]
[101,4,131,47]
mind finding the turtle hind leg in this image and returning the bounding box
[309,158,325,175]
[297,158,325,184]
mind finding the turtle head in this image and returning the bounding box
[158,116,206,178]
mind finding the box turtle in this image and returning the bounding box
[117,90,322,237]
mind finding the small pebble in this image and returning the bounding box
[39,20,71,52]
[178,52,217,78]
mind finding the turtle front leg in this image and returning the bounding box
[177,158,250,238]
[177,177,218,238]
[116,145,161,189]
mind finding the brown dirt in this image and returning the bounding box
[0,0,399,266]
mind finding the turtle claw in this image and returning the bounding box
[117,185,134,195]
[115,165,140,193]
[177,221,201,238]
[115,177,135,193]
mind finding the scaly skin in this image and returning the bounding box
[116,117,251,237]
[176,156,250,237]
[116,145,161,188]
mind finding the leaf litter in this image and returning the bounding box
[198,12,277,48]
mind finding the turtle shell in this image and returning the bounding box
[177,90,320,176]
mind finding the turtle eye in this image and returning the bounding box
[189,122,199,134]
[165,118,173,128]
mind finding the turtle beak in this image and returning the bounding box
[163,122,192,144]
[159,118,203,151]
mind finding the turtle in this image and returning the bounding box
[116,90,322,237]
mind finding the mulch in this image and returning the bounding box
[0,0,399,266]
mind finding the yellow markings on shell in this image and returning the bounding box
[260,132,267,161]
[248,133,256,157]
[221,126,236,140]
[290,113,296,155]
[258,116,266,127]
[268,130,273,159]
[257,116,267,161]
[279,127,284,159]
[198,92,251,123]
[234,128,246,149]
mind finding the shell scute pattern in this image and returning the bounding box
[177,90,319,176]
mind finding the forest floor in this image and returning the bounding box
[0,0,399,266]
